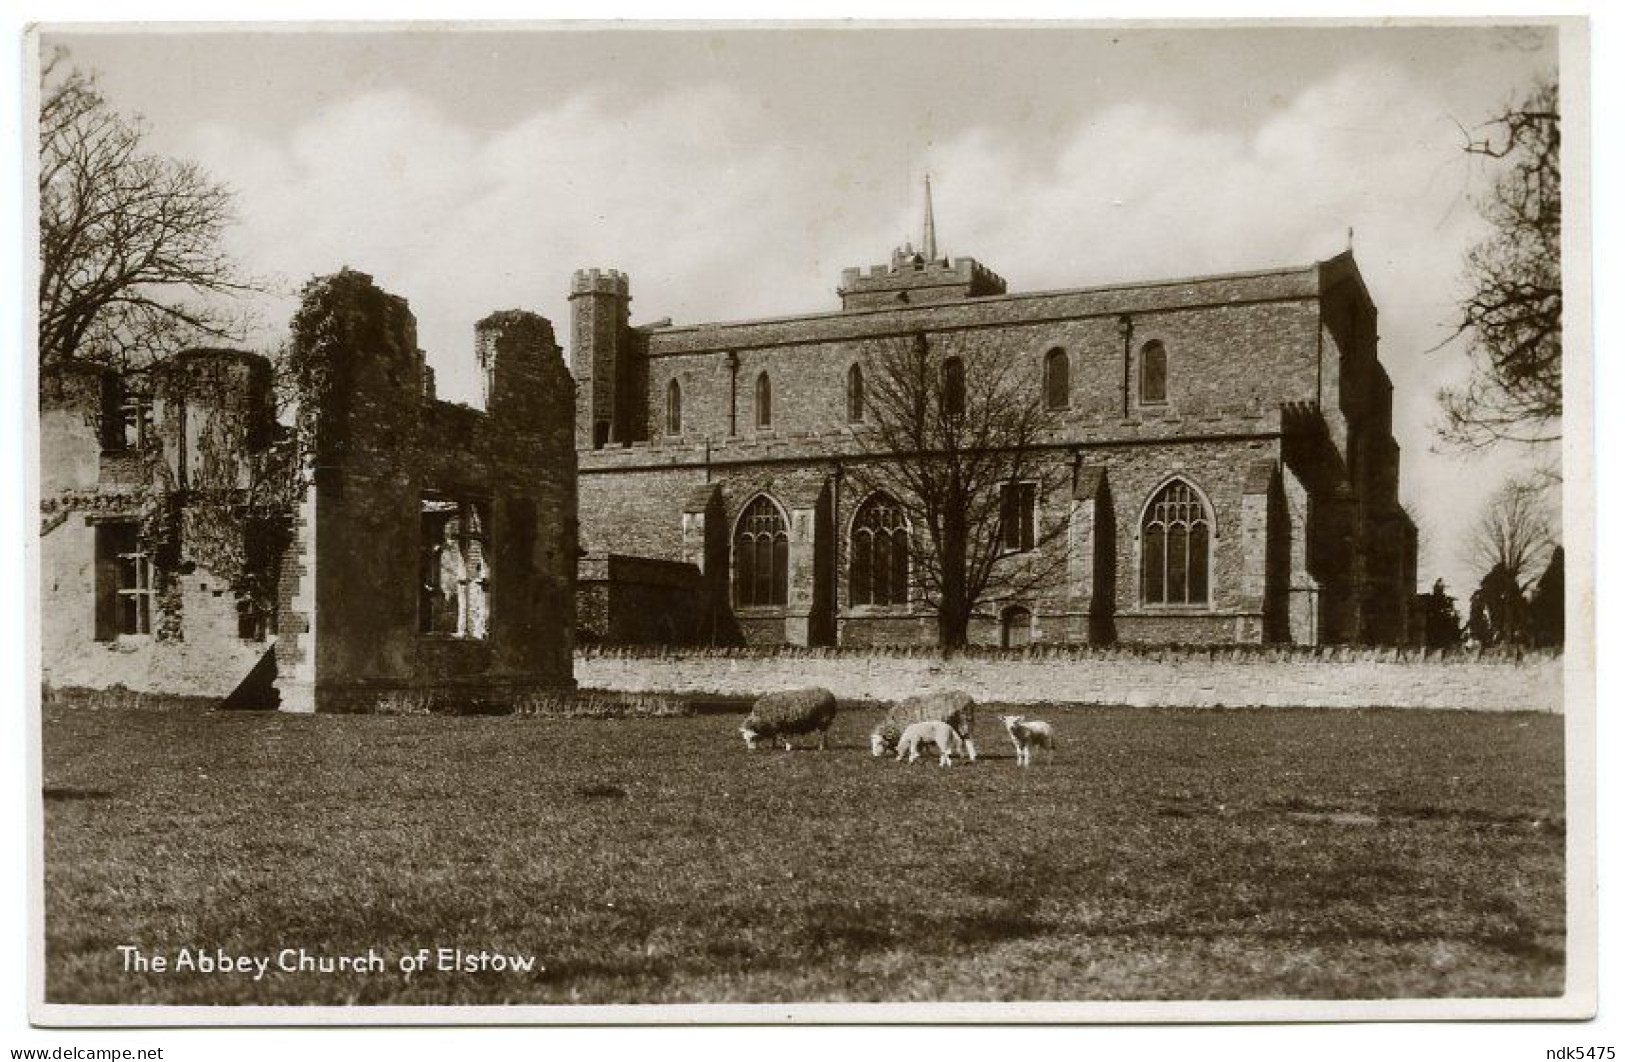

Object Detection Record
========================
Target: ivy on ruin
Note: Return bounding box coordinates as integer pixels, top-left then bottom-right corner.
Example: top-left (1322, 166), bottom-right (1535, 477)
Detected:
top-left (41, 268), bottom-right (380, 641)
top-left (146, 354), bottom-right (300, 640)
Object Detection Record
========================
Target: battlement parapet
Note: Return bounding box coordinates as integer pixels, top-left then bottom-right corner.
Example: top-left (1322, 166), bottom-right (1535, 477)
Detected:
top-left (570, 268), bottom-right (630, 298)
top-left (837, 255), bottom-right (1007, 309)
top-left (839, 255), bottom-right (1005, 291)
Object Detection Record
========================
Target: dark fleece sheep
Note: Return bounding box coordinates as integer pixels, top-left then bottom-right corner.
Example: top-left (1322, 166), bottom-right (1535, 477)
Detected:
top-left (870, 690), bottom-right (977, 761)
top-left (740, 687), bottom-right (839, 750)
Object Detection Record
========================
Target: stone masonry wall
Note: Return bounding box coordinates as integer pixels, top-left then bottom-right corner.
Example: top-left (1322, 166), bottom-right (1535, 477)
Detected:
top-left (575, 647), bottom-right (1564, 713)
top-left (573, 252), bottom-right (1412, 648)
top-left (577, 433), bottom-right (1291, 647)
top-left (643, 295), bottom-right (1323, 445)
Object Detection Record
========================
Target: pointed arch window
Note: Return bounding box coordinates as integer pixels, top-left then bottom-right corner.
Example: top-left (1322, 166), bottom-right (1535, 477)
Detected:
top-left (942, 356), bottom-right (966, 419)
top-left (735, 496), bottom-right (788, 607)
top-left (666, 378), bottom-right (683, 436)
top-left (1140, 341), bottom-right (1168, 405)
top-left (847, 363), bottom-right (865, 423)
top-left (755, 372), bottom-right (773, 429)
top-left (1044, 348), bottom-right (1070, 409)
top-left (850, 493), bottom-right (910, 606)
top-left (1141, 480), bottom-right (1210, 606)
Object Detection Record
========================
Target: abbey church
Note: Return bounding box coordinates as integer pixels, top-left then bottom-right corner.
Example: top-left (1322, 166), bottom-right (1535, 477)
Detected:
top-left (575, 183), bottom-right (1418, 648)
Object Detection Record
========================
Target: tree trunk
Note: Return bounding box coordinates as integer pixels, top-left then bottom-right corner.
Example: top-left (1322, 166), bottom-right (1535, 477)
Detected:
top-left (937, 505), bottom-right (970, 649)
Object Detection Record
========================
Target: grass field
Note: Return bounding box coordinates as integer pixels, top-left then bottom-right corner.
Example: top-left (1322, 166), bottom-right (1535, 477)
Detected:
top-left (42, 702), bottom-right (1565, 1005)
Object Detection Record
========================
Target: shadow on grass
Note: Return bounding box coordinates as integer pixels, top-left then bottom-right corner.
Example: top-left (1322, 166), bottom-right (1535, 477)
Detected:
top-left (43, 787), bottom-right (113, 802)
top-left (793, 902), bottom-right (1049, 958)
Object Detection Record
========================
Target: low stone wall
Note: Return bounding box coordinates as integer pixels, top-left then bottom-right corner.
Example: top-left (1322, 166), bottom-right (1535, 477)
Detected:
top-left (576, 646), bottom-right (1564, 713)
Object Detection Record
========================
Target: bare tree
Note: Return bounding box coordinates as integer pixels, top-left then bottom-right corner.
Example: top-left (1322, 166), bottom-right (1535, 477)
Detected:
top-left (1466, 473), bottom-right (1557, 592)
top-left (38, 48), bottom-right (257, 371)
top-left (1437, 75), bottom-right (1561, 450)
top-left (847, 331), bottom-right (1066, 649)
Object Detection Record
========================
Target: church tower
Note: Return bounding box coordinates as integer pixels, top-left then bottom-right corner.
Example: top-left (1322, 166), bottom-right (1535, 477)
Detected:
top-left (569, 268), bottom-right (631, 449)
top-left (836, 176), bottom-right (1007, 310)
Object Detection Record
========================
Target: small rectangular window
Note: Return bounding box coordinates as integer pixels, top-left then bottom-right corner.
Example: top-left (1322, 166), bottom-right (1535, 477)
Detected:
top-left (999, 482), bottom-right (1037, 552)
top-left (100, 375), bottom-right (153, 451)
top-left (95, 521), bottom-right (154, 639)
top-left (237, 596), bottom-right (268, 641)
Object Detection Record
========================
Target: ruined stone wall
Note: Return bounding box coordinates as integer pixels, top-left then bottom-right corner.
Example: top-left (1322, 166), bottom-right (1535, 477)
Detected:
top-left (39, 357), bottom-right (280, 699)
top-left (39, 366), bottom-right (104, 499)
top-left (278, 273), bottom-right (576, 711)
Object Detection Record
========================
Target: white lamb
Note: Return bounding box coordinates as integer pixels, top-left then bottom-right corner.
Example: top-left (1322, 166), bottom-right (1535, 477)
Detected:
top-left (1000, 714), bottom-right (1055, 767)
top-left (895, 720), bottom-right (968, 767)
top-left (870, 691), bottom-right (977, 762)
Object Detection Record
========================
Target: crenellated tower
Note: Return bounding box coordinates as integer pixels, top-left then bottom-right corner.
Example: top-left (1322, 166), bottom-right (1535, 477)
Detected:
top-left (569, 268), bottom-right (632, 449)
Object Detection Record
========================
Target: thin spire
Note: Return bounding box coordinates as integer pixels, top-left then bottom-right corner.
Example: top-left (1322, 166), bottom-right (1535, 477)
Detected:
top-left (922, 173), bottom-right (938, 261)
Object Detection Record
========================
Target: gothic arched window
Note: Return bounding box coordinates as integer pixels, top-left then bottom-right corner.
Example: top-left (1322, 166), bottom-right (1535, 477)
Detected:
top-left (666, 378), bottom-right (683, 436)
top-left (1141, 479), bottom-right (1210, 606)
top-left (847, 363), bottom-right (865, 423)
top-left (942, 356), bottom-right (966, 419)
top-left (850, 493), bottom-right (910, 606)
top-left (735, 496), bottom-right (789, 607)
top-left (1044, 348), bottom-right (1070, 409)
top-left (1140, 340), bottom-right (1168, 405)
top-left (755, 372), bottom-right (773, 429)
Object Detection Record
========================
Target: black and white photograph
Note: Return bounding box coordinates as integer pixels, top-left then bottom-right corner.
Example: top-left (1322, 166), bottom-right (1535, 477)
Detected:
top-left (14, 13), bottom-right (1599, 1034)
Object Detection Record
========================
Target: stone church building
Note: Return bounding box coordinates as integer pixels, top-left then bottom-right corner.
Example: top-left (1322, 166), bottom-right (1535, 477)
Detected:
top-left (576, 190), bottom-right (1417, 647)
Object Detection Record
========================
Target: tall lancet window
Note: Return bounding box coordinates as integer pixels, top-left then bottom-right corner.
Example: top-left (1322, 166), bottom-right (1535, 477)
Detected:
top-left (1044, 348), bottom-right (1070, 409)
top-left (755, 372), bottom-right (773, 429)
top-left (666, 378), bottom-right (683, 436)
top-left (942, 357), bottom-right (965, 420)
top-left (847, 364), bottom-right (865, 423)
top-left (1140, 341), bottom-right (1168, 405)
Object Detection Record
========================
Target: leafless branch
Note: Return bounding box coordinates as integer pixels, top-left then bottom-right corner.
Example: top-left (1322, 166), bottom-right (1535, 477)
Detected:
top-left (844, 331), bottom-right (1065, 647)
top-left (38, 46), bottom-right (261, 372)
top-left (1436, 75), bottom-right (1562, 454)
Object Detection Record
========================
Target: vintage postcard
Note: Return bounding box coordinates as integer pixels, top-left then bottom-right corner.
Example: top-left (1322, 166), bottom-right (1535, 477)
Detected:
top-left (23, 18), bottom-right (1593, 1026)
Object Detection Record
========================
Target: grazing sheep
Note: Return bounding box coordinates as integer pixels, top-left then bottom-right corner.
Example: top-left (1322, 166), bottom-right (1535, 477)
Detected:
top-left (999, 714), bottom-right (1055, 766)
top-left (870, 691), bottom-right (977, 762)
top-left (739, 687), bottom-right (839, 751)
top-left (896, 720), bottom-right (968, 767)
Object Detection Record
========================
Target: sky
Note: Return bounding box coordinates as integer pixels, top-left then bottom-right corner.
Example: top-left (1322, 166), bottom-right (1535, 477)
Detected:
top-left (42, 23), bottom-right (1567, 597)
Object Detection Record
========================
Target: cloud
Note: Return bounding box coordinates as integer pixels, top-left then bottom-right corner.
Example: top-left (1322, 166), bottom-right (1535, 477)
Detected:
top-left (187, 82), bottom-right (852, 397)
top-left (919, 59), bottom-right (1526, 591)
